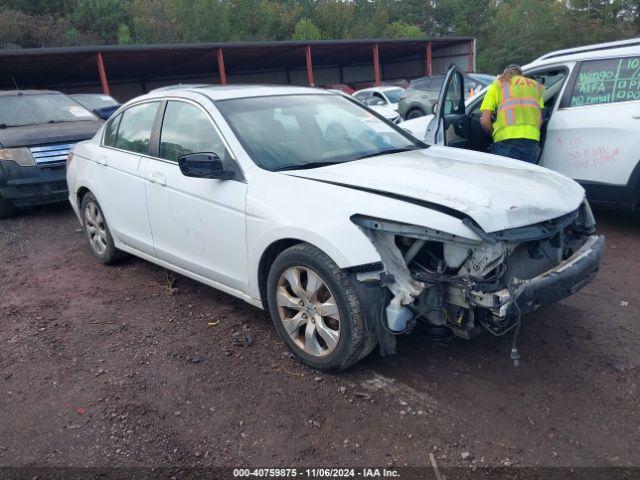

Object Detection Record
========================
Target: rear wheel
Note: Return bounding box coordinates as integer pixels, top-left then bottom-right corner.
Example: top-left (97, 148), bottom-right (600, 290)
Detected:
top-left (406, 108), bottom-right (426, 119)
top-left (0, 193), bottom-right (17, 218)
top-left (267, 244), bottom-right (373, 371)
top-left (81, 192), bottom-right (122, 264)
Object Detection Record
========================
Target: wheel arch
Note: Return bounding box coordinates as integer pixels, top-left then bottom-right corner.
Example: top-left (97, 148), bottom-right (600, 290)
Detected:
top-left (406, 105), bottom-right (426, 118)
top-left (257, 238), bottom-right (305, 309)
top-left (76, 186), bottom-right (91, 206)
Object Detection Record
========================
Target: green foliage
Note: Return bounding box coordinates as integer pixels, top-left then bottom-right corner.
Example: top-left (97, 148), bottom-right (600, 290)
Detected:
top-left (313, 0), bottom-right (355, 39)
top-left (384, 20), bottom-right (424, 39)
top-left (2, 0), bottom-right (640, 72)
top-left (71, 0), bottom-right (129, 44)
top-left (170, 0), bottom-right (232, 43)
top-left (292, 18), bottom-right (322, 40)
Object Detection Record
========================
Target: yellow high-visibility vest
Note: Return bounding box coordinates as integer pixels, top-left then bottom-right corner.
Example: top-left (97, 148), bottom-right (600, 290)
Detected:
top-left (481, 76), bottom-right (544, 142)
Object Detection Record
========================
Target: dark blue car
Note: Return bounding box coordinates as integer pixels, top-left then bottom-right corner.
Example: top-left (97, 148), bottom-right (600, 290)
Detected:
top-left (0, 90), bottom-right (103, 217)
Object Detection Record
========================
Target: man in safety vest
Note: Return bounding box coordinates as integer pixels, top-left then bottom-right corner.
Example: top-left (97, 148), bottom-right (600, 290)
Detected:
top-left (480, 64), bottom-right (544, 163)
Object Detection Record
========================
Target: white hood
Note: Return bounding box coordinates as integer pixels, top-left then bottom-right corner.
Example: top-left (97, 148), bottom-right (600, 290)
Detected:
top-left (287, 146), bottom-right (585, 233)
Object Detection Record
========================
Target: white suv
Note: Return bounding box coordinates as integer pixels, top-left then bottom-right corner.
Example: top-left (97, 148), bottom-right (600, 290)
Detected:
top-left (67, 85), bottom-right (603, 370)
top-left (404, 38), bottom-right (640, 211)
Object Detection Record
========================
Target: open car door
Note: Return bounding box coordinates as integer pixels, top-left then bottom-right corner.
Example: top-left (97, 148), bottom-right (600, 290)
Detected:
top-left (424, 65), bottom-right (492, 152)
top-left (425, 65), bottom-right (468, 147)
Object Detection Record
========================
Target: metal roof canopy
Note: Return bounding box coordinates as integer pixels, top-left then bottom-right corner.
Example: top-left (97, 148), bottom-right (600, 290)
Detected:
top-left (0, 37), bottom-right (475, 94)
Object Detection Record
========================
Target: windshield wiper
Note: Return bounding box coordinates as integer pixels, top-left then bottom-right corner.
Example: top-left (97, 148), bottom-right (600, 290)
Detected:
top-left (353, 147), bottom-right (419, 161)
top-left (274, 161), bottom-right (344, 172)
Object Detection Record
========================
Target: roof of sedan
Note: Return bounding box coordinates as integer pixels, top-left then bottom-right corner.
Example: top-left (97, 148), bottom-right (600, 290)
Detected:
top-left (145, 84), bottom-right (333, 101)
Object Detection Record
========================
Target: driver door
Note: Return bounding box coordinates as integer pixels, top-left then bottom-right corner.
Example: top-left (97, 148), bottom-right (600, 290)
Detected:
top-left (425, 65), bottom-right (469, 148)
top-left (143, 99), bottom-right (248, 291)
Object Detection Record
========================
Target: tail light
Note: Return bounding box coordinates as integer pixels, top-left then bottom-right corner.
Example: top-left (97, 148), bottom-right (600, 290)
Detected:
top-left (67, 151), bottom-right (74, 166)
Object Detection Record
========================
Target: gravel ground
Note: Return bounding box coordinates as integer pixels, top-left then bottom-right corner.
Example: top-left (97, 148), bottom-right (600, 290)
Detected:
top-left (0, 204), bottom-right (638, 469)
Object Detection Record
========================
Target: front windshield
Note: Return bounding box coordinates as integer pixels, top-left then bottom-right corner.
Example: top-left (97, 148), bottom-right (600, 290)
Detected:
top-left (71, 94), bottom-right (119, 111)
top-left (216, 94), bottom-right (422, 171)
top-left (384, 88), bottom-right (403, 103)
top-left (0, 93), bottom-right (97, 127)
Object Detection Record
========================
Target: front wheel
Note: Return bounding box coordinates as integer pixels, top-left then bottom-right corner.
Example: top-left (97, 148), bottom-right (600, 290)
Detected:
top-left (267, 244), bottom-right (374, 371)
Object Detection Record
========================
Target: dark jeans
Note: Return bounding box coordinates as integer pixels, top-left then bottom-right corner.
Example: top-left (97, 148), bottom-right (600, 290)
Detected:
top-left (492, 139), bottom-right (540, 164)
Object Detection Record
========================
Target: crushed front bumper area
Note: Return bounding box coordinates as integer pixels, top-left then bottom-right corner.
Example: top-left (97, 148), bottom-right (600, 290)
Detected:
top-left (469, 234), bottom-right (604, 318)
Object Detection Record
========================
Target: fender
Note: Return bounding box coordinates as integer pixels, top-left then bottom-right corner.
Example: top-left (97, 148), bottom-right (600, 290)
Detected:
top-left (247, 223), bottom-right (381, 300)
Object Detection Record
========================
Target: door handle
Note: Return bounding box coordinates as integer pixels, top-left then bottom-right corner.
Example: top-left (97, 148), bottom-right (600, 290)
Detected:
top-left (96, 156), bottom-right (107, 165)
top-left (632, 114), bottom-right (640, 119)
top-left (149, 171), bottom-right (166, 186)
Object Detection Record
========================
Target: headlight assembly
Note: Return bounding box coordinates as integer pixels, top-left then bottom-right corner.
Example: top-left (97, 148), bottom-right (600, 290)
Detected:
top-left (0, 148), bottom-right (35, 166)
top-left (350, 214), bottom-right (480, 246)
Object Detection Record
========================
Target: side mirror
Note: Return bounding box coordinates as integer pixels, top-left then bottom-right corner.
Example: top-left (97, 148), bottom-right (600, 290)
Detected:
top-left (431, 102), bottom-right (438, 114)
top-left (178, 153), bottom-right (234, 180)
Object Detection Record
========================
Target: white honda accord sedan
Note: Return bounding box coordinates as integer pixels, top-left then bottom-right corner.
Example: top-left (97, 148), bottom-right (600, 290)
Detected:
top-left (67, 85), bottom-right (604, 370)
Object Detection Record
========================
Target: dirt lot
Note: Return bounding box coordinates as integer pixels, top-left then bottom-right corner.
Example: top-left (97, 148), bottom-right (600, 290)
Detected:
top-left (0, 204), bottom-right (638, 469)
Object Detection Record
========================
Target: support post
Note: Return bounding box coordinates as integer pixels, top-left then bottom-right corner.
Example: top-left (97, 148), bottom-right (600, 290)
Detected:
top-left (305, 45), bottom-right (314, 86)
top-left (373, 43), bottom-right (381, 86)
top-left (217, 48), bottom-right (227, 85)
top-left (95, 52), bottom-right (110, 95)
top-left (467, 40), bottom-right (474, 73)
top-left (426, 42), bottom-right (433, 76)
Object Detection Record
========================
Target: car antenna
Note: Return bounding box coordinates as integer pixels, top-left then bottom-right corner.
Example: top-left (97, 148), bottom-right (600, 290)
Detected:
top-left (11, 77), bottom-right (23, 96)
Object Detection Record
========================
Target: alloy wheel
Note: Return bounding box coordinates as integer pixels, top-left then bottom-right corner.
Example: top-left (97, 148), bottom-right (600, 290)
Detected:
top-left (84, 201), bottom-right (108, 256)
top-left (276, 266), bottom-right (340, 356)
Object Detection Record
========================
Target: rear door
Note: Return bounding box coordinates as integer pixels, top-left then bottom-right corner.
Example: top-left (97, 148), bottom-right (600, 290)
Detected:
top-left (539, 56), bottom-right (640, 193)
top-left (143, 99), bottom-right (248, 291)
top-left (96, 101), bottom-right (160, 255)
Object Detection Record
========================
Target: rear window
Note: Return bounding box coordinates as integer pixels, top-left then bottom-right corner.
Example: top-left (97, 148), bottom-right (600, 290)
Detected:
top-left (103, 113), bottom-right (121, 147)
top-left (0, 93), bottom-right (97, 127)
top-left (568, 56), bottom-right (640, 107)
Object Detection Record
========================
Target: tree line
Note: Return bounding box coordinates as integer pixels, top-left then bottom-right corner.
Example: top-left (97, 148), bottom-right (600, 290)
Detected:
top-left (1, 0), bottom-right (639, 73)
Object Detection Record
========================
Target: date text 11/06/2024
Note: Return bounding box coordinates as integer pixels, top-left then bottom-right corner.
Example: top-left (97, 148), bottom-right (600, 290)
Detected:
top-left (233, 468), bottom-right (401, 478)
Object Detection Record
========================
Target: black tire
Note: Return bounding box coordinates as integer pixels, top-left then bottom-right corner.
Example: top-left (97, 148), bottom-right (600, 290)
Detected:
top-left (80, 192), bottom-right (123, 264)
top-left (267, 243), bottom-right (374, 371)
top-left (0, 193), bottom-right (17, 218)
top-left (406, 108), bottom-right (426, 119)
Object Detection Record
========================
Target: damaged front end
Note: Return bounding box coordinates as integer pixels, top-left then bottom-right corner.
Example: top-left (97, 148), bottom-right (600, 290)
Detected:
top-left (350, 201), bottom-right (605, 356)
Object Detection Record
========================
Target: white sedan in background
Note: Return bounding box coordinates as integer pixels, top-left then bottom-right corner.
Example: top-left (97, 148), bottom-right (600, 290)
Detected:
top-left (67, 85), bottom-right (603, 371)
top-left (353, 86), bottom-right (404, 113)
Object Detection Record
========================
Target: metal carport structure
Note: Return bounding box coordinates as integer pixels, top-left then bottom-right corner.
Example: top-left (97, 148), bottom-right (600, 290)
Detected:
top-left (0, 37), bottom-right (475, 101)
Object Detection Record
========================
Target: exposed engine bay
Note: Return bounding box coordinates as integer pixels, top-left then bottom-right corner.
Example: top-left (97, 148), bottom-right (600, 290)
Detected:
top-left (351, 201), bottom-right (604, 356)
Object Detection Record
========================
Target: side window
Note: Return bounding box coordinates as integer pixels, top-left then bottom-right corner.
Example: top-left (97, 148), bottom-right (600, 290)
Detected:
top-left (430, 77), bottom-right (445, 92)
top-left (114, 102), bottom-right (159, 154)
top-left (354, 91), bottom-right (371, 103)
top-left (372, 92), bottom-right (386, 105)
top-left (159, 101), bottom-right (228, 162)
top-left (568, 56), bottom-right (640, 107)
top-left (444, 73), bottom-right (463, 114)
top-left (409, 79), bottom-right (429, 91)
top-left (103, 113), bottom-right (121, 147)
